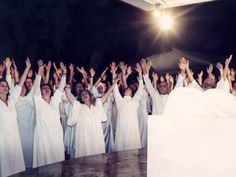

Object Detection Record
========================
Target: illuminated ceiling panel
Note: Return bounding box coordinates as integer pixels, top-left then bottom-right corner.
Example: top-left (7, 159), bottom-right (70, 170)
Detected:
top-left (121, 0), bottom-right (215, 11)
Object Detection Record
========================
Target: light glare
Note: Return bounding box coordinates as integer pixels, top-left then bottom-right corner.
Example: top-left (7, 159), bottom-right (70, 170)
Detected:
top-left (159, 14), bottom-right (174, 30)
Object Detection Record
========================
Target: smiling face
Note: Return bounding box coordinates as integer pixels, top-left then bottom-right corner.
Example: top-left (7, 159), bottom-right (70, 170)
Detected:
top-left (0, 80), bottom-right (9, 96)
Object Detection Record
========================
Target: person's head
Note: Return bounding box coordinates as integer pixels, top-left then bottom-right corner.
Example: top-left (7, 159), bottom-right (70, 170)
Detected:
top-left (157, 81), bottom-right (169, 95)
top-left (40, 83), bottom-right (54, 99)
top-left (129, 83), bottom-right (138, 93)
top-left (20, 85), bottom-right (27, 97)
top-left (78, 89), bottom-right (95, 105)
top-left (0, 79), bottom-right (10, 98)
top-left (75, 82), bottom-right (85, 96)
top-left (25, 77), bottom-right (33, 91)
top-left (97, 82), bottom-right (108, 95)
top-left (202, 75), bottom-right (216, 90)
top-left (123, 87), bottom-right (134, 97)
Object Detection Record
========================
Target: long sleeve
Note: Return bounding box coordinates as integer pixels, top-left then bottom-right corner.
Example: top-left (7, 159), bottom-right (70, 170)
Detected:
top-left (133, 79), bottom-right (144, 102)
top-left (67, 100), bottom-right (80, 126)
top-left (175, 74), bottom-right (185, 89)
top-left (113, 83), bottom-right (122, 102)
top-left (143, 74), bottom-right (159, 99)
top-left (33, 74), bottom-right (42, 97)
top-left (9, 85), bottom-right (22, 104)
top-left (58, 75), bottom-right (66, 92)
top-left (6, 74), bottom-right (14, 91)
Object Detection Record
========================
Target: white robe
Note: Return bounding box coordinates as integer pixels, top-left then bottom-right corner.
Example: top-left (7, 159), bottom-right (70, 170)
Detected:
top-left (67, 98), bottom-right (107, 158)
top-left (138, 89), bottom-right (148, 148)
top-left (0, 85), bottom-right (25, 177)
top-left (143, 74), bottom-right (169, 115)
top-left (16, 96), bottom-right (35, 168)
top-left (114, 80), bottom-right (143, 151)
top-left (33, 75), bottom-right (65, 167)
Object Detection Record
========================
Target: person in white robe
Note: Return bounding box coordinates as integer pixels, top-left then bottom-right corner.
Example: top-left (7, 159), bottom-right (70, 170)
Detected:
top-left (114, 64), bottom-right (143, 151)
top-left (33, 61), bottom-right (66, 168)
top-left (64, 77), bottom-right (117, 158)
top-left (0, 58), bottom-right (31, 177)
top-left (5, 62), bottom-right (37, 169)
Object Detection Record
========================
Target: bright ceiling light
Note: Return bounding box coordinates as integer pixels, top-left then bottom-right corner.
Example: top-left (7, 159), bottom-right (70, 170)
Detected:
top-left (159, 14), bottom-right (174, 30)
top-left (153, 9), bottom-right (161, 17)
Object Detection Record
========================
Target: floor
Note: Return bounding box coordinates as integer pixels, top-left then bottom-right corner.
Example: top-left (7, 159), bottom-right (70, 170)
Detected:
top-left (12, 148), bottom-right (147, 177)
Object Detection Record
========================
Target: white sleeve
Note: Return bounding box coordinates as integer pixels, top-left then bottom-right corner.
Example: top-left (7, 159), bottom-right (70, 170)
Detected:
top-left (96, 98), bottom-right (107, 122)
top-left (9, 85), bottom-right (22, 104)
top-left (6, 74), bottom-right (14, 91)
top-left (188, 80), bottom-right (203, 91)
top-left (143, 74), bottom-right (159, 99)
top-left (113, 83), bottom-right (122, 102)
top-left (50, 89), bottom-right (63, 109)
top-left (67, 100), bottom-right (80, 126)
top-left (58, 75), bottom-right (66, 92)
top-left (216, 78), bottom-right (230, 92)
top-left (33, 74), bottom-right (42, 97)
top-left (175, 74), bottom-right (185, 89)
top-left (133, 79), bottom-right (144, 102)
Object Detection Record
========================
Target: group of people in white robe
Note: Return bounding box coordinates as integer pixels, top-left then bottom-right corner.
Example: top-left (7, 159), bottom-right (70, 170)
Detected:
top-left (0, 54), bottom-right (236, 177)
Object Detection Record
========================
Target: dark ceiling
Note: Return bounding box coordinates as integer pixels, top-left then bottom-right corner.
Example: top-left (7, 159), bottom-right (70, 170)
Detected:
top-left (0, 0), bottom-right (235, 72)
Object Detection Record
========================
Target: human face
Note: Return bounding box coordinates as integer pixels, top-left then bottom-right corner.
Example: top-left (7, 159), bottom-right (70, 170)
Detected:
top-left (76, 83), bottom-right (84, 95)
top-left (80, 91), bottom-right (91, 103)
top-left (25, 78), bottom-right (33, 90)
top-left (124, 87), bottom-right (133, 97)
top-left (158, 81), bottom-right (169, 95)
top-left (203, 77), bottom-right (216, 90)
top-left (0, 81), bottom-right (9, 96)
top-left (20, 85), bottom-right (27, 97)
top-left (41, 85), bottom-right (52, 98)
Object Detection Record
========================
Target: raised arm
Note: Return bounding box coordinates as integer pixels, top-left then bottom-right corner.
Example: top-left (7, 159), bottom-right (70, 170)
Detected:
top-left (18, 58), bottom-right (31, 87)
top-left (185, 58), bottom-right (195, 83)
top-left (5, 57), bottom-right (13, 89)
top-left (64, 84), bottom-right (75, 105)
top-left (101, 76), bottom-right (120, 104)
top-left (223, 54), bottom-right (232, 81)
top-left (133, 63), bottom-right (144, 101)
top-left (44, 60), bottom-right (52, 84)
top-left (119, 61), bottom-right (128, 89)
top-left (12, 60), bottom-right (19, 84)
top-left (58, 62), bottom-right (67, 92)
top-left (68, 63), bottom-right (75, 85)
top-left (94, 67), bottom-right (108, 87)
top-left (34, 60), bottom-right (44, 97)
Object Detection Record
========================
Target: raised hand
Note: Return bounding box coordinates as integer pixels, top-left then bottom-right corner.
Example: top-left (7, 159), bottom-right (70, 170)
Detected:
top-left (25, 57), bottom-right (31, 70)
top-left (0, 63), bottom-right (6, 76)
top-left (89, 68), bottom-right (96, 78)
top-left (46, 61), bottom-right (52, 71)
top-left (206, 64), bottom-right (213, 75)
top-left (230, 68), bottom-right (235, 81)
top-left (140, 58), bottom-right (147, 71)
top-left (146, 60), bottom-right (152, 73)
top-left (69, 63), bottom-right (74, 73)
top-left (4, 57), bottom-right (12, 69)
top-left (152, 71), bottom-right (158, 82)
top-left (38, 60), bottom-right (45, 76)
top-left (60, 62), bottom-right (67, 75)
top-left (216, 62), bottom-right (223, 76)
top-left (179, 57), bottom-right (187, 74)
top-left (165, 73), bottom-right (170, 81)
top-left (160, 75), bottom-right (164, 82)
top-left (119, 61), bottom-right (127, 74)
top-left (126, 66), bottom-right (133, 76)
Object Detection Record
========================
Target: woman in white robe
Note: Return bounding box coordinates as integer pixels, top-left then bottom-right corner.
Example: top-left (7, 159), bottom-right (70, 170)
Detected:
top-left (6, 72), bottom-right (37, 168)
top-left (64, 79), bottom-right (117, 158)
top-left (33, 61), bottom-right (66, 167)
top-left (0, 58), bottom-right (31, 177)
top-left (114, 65), bottom-right (143, 151)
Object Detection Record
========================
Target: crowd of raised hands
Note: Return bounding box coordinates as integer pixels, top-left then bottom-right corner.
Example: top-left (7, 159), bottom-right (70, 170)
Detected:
top-left (1, 54), bottom-right (236, 177)
top-left (0, 55), bottom-right (236, 99)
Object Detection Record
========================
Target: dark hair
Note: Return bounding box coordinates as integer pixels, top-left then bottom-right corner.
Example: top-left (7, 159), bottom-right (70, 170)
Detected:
top-left (77, 89), bottom-right (96, 106)
top-left (0, 79), bottom-right (10, 100)
top-left (40, 83), bottom-right (54, 97)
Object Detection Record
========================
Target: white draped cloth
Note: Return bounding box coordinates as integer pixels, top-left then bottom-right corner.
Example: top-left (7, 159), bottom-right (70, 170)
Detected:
top-left (67, 98), bottom-right (107, 158)
top-left (114, 80), bottom-right (143, 151)
top-left (0, 85), bottom-right (25, 177)
top-left (164, 87), bottom-right (236, 117)
top-left (33, 75), bottom-right (65, 168)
